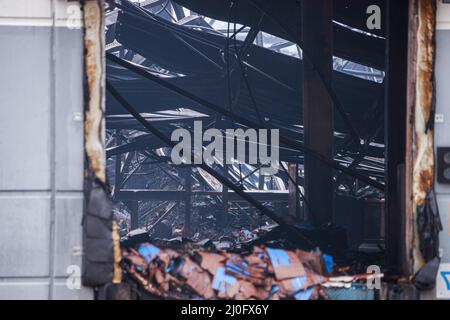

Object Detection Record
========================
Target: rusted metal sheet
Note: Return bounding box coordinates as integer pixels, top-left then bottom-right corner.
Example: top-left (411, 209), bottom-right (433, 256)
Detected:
top-left (408, 0), bottom-right (438, 273)
top-left (84, 0), bottom-right (106, 183)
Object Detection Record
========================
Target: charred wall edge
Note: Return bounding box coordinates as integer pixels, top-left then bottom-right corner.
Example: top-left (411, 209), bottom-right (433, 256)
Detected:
top-left (407, 0), bottom-right (443, 291)
top-left (82, 0), bottom-right (121, 289)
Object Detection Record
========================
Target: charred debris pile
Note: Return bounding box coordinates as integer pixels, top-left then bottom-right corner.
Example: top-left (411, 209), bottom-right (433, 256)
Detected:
top-left (119, 235), bottom-right (381, 300)
top-left (117, 218), bottom-right (383, 300)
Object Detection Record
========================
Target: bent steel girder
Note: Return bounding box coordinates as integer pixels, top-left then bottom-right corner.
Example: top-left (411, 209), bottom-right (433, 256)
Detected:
top-left (106, 53), bottom-right (385, 190)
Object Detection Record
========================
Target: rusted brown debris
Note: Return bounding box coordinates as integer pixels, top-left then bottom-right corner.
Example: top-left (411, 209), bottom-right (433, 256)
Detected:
top-left (120, 243), bottom-right (379, 300)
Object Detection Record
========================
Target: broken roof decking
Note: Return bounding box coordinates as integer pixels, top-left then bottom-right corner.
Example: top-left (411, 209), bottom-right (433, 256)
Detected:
top-left (170, 0), bottom-right (387, 38)
top-left (172, 0), bottom-right (386, 69)
top-left (105, 0), bottom-right (386, 184)
top-left (107, 3), bottom-right (384, 142)
top-left (106, 129), bottom-right (385, 180)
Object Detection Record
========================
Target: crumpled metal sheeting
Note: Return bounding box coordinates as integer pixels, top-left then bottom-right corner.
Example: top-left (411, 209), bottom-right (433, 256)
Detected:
top-left (120, 243), bottom-right (372, 300)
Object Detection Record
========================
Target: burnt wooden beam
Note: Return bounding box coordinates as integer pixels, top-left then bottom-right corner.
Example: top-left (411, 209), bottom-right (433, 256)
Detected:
top-left (113, 149), bottom-right (122, 198)
top-left (301, 0), bottom-right (335, 226)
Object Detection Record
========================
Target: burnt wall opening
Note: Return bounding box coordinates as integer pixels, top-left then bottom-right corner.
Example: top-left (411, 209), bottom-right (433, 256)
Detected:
top-left (101, 0), bottom-right (410, 300)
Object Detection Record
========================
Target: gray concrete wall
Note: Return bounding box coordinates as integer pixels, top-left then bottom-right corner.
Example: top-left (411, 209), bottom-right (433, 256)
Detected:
top-left (435, 29), bottom-right (450, 261)
top-left (417, 0), bottom-right (450, 302)
top-left (433, 28), bottom-right (450, 300)
top-left (0, 23), bottom-right (92, 299)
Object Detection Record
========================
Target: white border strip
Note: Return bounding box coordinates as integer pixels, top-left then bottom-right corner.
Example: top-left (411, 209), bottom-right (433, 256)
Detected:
top-left (437, 0), bottom-right (450, 30)
top-left (0, 17), bottom-right (82, 28)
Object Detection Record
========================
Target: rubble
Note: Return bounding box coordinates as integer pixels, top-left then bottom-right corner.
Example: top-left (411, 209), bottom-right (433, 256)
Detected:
top-left (120, 242), bottom-right (379, 300)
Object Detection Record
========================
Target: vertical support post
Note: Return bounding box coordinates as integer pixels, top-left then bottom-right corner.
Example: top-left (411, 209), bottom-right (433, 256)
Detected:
top-left (301, 0), bottom-right (334, 226)
top-left (114, 153), bottom-right (121, 199)
top-left (126, 201), bottom-right (139, 231)
top-left (221, 163), bottom-right (229, 227)
top-left (113, 131), bottom-right (122, 200)
top-left (255, 31), bottom-right (263, 46)
top-left (385, 0), bottom-right (409, 275)
top-left (172, 2), bottom-right (185, 20)
top-left (184, 166), bottom-right (192, 236)
top-left (258, 169), bottom-right (264, 190)
top-left (288, 163), bottom-right (300, 220)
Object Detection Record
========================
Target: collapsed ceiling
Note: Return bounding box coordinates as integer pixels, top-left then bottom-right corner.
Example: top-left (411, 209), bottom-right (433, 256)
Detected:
top-left (105, 0), bottom-right (386, 188)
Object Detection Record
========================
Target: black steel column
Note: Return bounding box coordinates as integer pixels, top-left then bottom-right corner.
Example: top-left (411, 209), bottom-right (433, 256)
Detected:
top-left (221, 163), bottom-right (229, 227)
top-left (288, 163), bottom-right (300, 220)
top-left (126, 201), bottom-right (139, 231)
top-left (301, 0), bottom-right (334, 226)
top-left (113, 130), bottom-right (122, 199)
